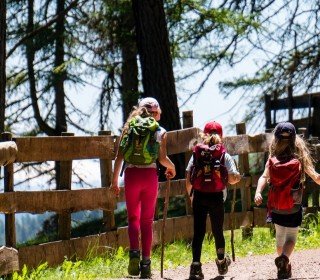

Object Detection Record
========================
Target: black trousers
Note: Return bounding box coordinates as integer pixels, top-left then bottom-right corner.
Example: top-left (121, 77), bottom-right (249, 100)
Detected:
top-left (192, 190), bottom-right (225, 262)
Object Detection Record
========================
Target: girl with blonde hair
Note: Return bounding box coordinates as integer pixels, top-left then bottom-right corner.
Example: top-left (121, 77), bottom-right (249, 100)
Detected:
top-left (254, 122), bottom-right (320, 279)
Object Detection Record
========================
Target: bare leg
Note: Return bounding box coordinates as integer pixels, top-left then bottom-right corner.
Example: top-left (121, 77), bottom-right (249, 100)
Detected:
top-left (275, 224), bottom-right (298, 257)
top-left (282, 240), bottom-right (295, 257)
top-left (276, 246), bottom-right (282, 256)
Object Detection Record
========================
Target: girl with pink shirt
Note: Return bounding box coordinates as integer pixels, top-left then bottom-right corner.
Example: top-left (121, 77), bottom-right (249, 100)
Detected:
top-left (112, 97), bottom-right (176, 279)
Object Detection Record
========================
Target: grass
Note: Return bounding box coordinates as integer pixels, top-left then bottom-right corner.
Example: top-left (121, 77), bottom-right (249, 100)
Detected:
top-left (8, 213), bottom-right (320, 280)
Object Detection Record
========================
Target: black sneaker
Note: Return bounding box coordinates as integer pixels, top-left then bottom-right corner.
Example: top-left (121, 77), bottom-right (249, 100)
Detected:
top-left (188, 262), bottom-right (204, 280)
top-left (275, 255), bottom-right (291, 279)
top-left (287, 263), bottom-right (292, 278)
top-left (215, 255), bottom-right (231, 275)
top-left (128, 250), bottom-right (140, 276)
top-left (140, 259), bottom-right (151, 279)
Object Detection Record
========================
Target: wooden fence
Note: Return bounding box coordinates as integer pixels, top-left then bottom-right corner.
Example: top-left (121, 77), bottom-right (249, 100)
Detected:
top-left (0, 113), bottom-right (319, 274)
top-left (265, 92), bottom-right (320, 137)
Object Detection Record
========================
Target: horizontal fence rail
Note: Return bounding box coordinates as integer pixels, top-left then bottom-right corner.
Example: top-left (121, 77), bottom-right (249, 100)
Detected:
top-left (0, 188), bottom-right (115, 214)
top-left (14, 135), bottom-right (116, 162)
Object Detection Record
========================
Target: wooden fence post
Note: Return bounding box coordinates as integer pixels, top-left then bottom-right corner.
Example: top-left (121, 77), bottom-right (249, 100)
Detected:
top-left (57, 132), bottom-right (74, 240)
top-left (236, 123), bottom-right (253, 239)
top-left (236, 123), bottom-right (251, 211)
top-left (1, 132), bottom-right (16, 247)
top-left (264, 94), bottom-right (272, 129)
top-left (99, 131), bottom-right (115, 231)
top-left (312, 96), bottom-right (320, 138)
top-left (182, 111), bottom-right (193, 216)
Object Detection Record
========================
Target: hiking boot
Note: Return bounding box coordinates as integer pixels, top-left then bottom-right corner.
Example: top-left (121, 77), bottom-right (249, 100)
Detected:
top-left (188, 262), bottom-right (204, 280)
top-left (140, 259), bottom-right (151, 279)
top-left (128, 250), bottom-right (140, 276)
top-left (275, 255), bottom-right (291, 279)
top-left (287, 263), bottom-right (292, 278)
top-left (215, 255), bottom-right (231, 275)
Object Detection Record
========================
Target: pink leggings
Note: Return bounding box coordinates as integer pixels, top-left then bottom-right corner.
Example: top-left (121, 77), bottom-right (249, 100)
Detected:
top-left (124, 167), bottom-right (158, 258)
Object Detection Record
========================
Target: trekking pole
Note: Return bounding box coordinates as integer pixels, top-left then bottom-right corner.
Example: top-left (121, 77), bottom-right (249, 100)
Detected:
top-left (230, 159), bottom-right (240, 262)
top-left (160, 179), bottom-right (171, 278)
top-left (230, 182), bottom-right (236, 262)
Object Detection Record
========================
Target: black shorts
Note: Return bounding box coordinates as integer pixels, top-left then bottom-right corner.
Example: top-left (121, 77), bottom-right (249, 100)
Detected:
top-left (271, 207), bottom-right (303, 227)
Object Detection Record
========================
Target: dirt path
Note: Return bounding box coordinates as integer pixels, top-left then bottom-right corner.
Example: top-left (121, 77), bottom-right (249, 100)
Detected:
top-left (156, 249), bottom-right (320, 280)
top-left (113, 249), bottom-right (320, 280)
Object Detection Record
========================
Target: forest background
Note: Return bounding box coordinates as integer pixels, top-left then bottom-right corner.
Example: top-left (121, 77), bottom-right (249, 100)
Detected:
top-left (0, 0), bottom-right (320, 245)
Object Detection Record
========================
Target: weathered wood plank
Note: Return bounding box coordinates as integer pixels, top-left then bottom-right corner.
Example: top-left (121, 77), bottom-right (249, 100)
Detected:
top-left (0, 246), bottom-right (19, 276)
top-left (223, 133), bottom-right (272, 155)
top-left (18, 232), bottom-right (116, 268)
top-left (99, 131), bottom-right (115, 231)
top-left (167, 128), bottom-right (271, 156)
top-left (223, 211), bottom-right (253, 231)
top-left (57, 132), bottom-right (74, 240)
top-left (174, 215), bottom-right (193, 241)
top-left (17, 212), bottom-right (262, 270)
top-left (270, 92), bottom-right (320, 110)
top-left (14, 136), bottom-right (116, 162)
top-left (158, 180), bottom-right (186, 198)
top-left (224, 134), bottom-right (250, 155)
top-left (182, 112), bottom-right (194, 216)
top-left (117, 227), bottom-right (130, 250)
top-left (2, 133), bottom-right (16, 248)
top-left (17, 219), bottom-right (172, 269)
top-left (152, 220), bottom-right (162, 246)
top-left (248, 133), bottom-right (272, 154)
top-left (0, 177), bottom-right (254, 214)
top-left (166, 127), bottom-right (200, 155)
top-left (0, 141), bottom-right (17, 166)
top-left (253, 207), bottom-right (268, 227)
top-left (0, 188), bottom-right (116, 214)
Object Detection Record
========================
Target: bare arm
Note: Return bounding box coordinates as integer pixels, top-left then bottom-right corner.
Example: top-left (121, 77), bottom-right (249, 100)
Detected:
top-left (111, 144), bottom-right (124, 196)
top-left (305, 166), bottom-right (320, 185)
top-left (185, 171), bottom-right (193, 196)
top-left (228, 173), bottom-right (241, 185)
top-left (226, 156), bottom-right (241, 185)
top-left (158, 133), bottom-right (176, 179)
top-left (254, 164), bottom-right (269, 206)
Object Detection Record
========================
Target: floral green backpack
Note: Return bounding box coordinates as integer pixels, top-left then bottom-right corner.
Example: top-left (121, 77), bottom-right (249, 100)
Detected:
top-left (120, 115), bottom-right (160, 165)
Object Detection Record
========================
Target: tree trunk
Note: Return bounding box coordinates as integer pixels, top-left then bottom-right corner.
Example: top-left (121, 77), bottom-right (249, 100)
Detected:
top-left (132, 0), bottom-right (184, 179)
top-left (26, 0), bottom-right (55, 136)
top-left (120, 10), bottom-right (139, 123)
top-left (54, 0), bottom-right (67, 134)
top-left (0, 0), bottom-right (6, 132)
top-left (54, 0), bottom-right (67, 188)
top-left (131, 0), bottom-right (180, 131)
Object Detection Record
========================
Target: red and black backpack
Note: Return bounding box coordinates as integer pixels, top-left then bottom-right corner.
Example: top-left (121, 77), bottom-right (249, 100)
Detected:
top-left (190, 143), bottom-right (228, 193)
top-left (267, 156), bottom-right (303, 214)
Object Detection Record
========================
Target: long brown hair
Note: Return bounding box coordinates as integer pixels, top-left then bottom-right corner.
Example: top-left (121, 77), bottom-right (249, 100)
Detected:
top-left (269, 134), bottom-right (314, 181)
